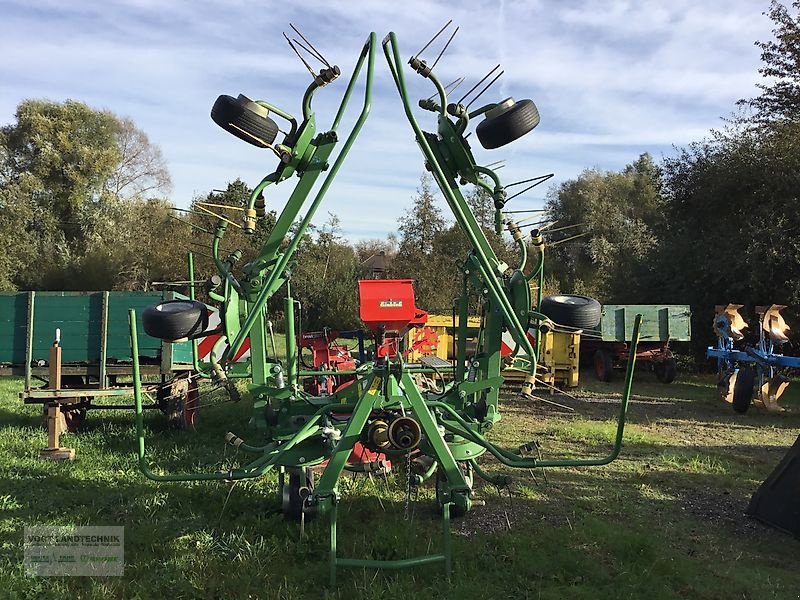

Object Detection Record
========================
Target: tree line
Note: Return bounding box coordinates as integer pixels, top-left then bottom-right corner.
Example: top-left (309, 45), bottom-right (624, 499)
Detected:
top-left (2, 1), bottom-right (799, 358)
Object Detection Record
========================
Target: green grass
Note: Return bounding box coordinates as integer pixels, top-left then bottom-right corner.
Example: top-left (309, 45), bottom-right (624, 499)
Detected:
top-left (1, 371), bottom-right (800, 599)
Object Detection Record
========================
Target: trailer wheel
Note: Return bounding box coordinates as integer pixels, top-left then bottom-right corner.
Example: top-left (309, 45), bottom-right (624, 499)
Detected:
top-left (732, 367), bottom-right (755, 414)
top-left (654, 359), bottom-right (677, 384)
top-left (63, 407), bottom-right (87, 432)
top-left (160, 376), bottom-right (199, 429)
top-left (539, 295), bottom-right (602, 329)
top-left (280, 468), bottom-right (317, 522)
top-left (476, 98), bottom-right (540, 149)
top-left (142, 300), bottom-right (209, 342)
top-left (211, 94), bottom-right (279, 148)
top-left (593, 349), bottom-right (614, 382)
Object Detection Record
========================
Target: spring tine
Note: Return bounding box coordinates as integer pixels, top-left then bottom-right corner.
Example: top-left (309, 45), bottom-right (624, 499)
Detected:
top-left (506, 174), bottom-right (555, 202)
top-left (457, 64), bottom-right (501, 105)
top-left (197, 202), bottom-right (245, 212)
top-left (503, 209), bottom-right (548, 215)
top-left (195, 204), bottom-right (243, 229)
top-left (414, 19), bottom-right (453, 59)
top-left (506, 174), bottom-right (554, 188)
top-left (544, 222), bottom-right (584, 234)
top-left (529, 394), bottom-right (575, 412)
top-left (283, 32), bottom-right (317, 78)
top-left (289, 23), bottom-right (330, 67)
top-left (169, 214), bottom-right (213, 235)
top-left (549, 231), bottom-right (589, 246)
top-left (430, 25), bottom-right (459, 70)
top-left (465, 69), bottom-right (504, 110)
top-left (428, 76), bottom-right (465, 101)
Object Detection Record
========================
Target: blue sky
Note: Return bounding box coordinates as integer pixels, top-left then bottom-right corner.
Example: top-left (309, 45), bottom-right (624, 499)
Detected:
top-left (0, 0), bottom-right (774, 241)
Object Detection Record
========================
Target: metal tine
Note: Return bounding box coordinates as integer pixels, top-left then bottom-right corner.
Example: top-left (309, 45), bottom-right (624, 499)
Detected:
top-left (529, 394), bottom-right (575, 412)
top-left (516, 215), bottom-right (549, 226)
top-left (549, 231), bottom-right (589, 246)
top-left (151, 280), bottom-right (206, 287)
top-left (506, 174), bottom-right (555, 203)
top-left (169, 214), bottom-right (213, 235)
top-left (503, 208), bottom-right (548, 215)
top-left (534, 377), bottom-right (582, 402)
top-left (283, 32), bottom-right (317, 79)
top-left (506, 174), bottom-right (554, 189)
top-left (197, 201), bottom-right (245, 212)
top-left (457, 64), bottom-right (501, 106)
top-left (289, 23), bottom-right (331, 67)
top-left (465, 68), bottom-right (504, 110)
top-left (427, 76), bottom-right (465, 101)
top-left (414, 19), bottom-right (453, 59)
top-left (195, 204), bottom-right (243, 229)
top-left (539, 220), bottom-right (559, 231)
top-left (485, 160), bottom-right (505, 169)
top-left (544, 222), bottom-right (584, 235)
top-left (430, 26), bottom-right (459, 70)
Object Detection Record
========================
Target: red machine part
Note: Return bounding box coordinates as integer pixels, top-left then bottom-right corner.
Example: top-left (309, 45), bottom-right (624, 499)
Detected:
top-left (404, 326), bottom-right (439, 358)
top-left (358, 279), bottom-right (428, 358)
top-left (298, 330), bottom-right (356, 395)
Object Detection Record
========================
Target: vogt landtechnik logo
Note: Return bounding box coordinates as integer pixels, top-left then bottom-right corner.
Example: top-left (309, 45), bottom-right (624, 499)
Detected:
top-left (24, 526), bottom-right (124, 576)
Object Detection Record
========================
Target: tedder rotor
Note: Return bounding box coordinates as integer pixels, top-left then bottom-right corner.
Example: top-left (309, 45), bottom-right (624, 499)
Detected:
top-left (129, 26), bottom-right (642, 584)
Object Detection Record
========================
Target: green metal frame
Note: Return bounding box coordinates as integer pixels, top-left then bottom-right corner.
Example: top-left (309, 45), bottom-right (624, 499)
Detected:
top-left (129, 29), bottom-right (643, 585)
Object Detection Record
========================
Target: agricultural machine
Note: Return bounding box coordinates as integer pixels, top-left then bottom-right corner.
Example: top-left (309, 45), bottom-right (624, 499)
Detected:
top-left (130, 26), bottom-right (642, 583)
top-left (708, 303), bottom-right (796, 413)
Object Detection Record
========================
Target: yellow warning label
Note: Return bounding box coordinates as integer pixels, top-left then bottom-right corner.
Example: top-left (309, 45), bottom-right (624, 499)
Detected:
top-left (366, 377), bottom-right (381, 396)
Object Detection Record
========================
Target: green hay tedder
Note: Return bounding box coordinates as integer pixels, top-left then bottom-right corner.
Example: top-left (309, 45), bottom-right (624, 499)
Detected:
top-left (130, 26), bottom-right (642, 583)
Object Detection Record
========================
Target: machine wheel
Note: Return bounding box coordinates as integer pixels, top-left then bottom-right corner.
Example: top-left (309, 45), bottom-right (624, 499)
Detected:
top-left (63, 407), bottom-right (87, 432)
top-left (211, 94), bottom-right (279, 148)
top-left (732, 367), bottom-right (755, 414)
top-left (593, 349), bottom-right (614, 382)
top-left (435, 461), bottom-right (473, 518)
top-left (142, 300), bottom-right (209, 342)
top-left (476, 98), bottom-right (540, 149)
top-left (654, 358), bottom-right (677, 384)
top-left (280, 468), bottom-right (317, 522)
top-left (159, 376), bottom-right (199, 429)
top-left (539, 295), bottom-right (602, 329)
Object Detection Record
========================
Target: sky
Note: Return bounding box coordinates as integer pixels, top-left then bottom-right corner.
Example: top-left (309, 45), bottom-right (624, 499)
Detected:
top-left (0, 0), bottom-right (776, 241)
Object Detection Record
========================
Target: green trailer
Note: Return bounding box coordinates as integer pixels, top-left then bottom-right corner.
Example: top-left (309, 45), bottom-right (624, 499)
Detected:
top-left (584, 304), bottom-right (692, 382)
top-left (0, 291), bottom-right (199, 454)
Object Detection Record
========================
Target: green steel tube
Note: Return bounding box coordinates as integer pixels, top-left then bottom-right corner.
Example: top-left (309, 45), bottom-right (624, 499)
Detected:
top-left (246, 173), bottom-right (278, 212)
top-left (285, 286), bottom-right (297, 387)
top-left (469, 458), bottom-right (512, 486)
top-left (333, 36), bottom-right (375, 129)
top-left (432, 313), bottom-right (642, 469)
top-left (382, 34), bottom-right (537, 376)
top-left (130, 308), bottom-right (324, 482)
top-left (514, 236), bottom-right (527, 272)
top-left (222, 34), bottom-right (377, 364)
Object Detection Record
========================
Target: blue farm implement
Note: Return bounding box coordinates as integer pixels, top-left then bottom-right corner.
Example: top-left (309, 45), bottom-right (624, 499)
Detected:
top-left (707, 303), bottom-right (797, 413)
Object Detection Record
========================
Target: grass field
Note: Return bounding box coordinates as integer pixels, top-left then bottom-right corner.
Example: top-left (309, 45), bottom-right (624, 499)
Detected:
top-left (1, 368), bottom-right (799, 599)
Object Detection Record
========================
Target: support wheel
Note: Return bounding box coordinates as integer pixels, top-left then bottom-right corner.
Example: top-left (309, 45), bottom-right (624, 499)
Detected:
top-left (732, 367), bottom-right (755, 414)
top-left (159, 376), bottom-right (199, 429)
top-left (211, 94), bottom-right (279, 148)
top-left (142, 300), bottom-right (209, 342)
top-left (476, 98), bottom-right (540, 149)
top-left (593, 349), bottom-right (614, 382)
top-left (435, 461), bottom-right (473, 518)
top-left (540, 295), bottom-right (602, 329)
top-left (654, 358), bottom-right (677, 384)
top-left (280, 468), bottom-right (316, 522)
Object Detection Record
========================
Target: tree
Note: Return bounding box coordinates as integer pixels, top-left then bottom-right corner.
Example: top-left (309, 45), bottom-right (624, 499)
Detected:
top-left (544, 153), bottom-right (663, 301)
top-left (739, 1), bottom-right (800, 123)
top-left (105, 117), bottom-right (171, 200)
top-left (393, 174), bottom-right (448, 309)
top-left (0, 99), bottom-right (175, 290)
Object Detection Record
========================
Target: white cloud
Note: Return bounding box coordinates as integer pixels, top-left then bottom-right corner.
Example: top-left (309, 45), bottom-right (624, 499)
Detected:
top-left (0, 0), bottom-right (775, 241)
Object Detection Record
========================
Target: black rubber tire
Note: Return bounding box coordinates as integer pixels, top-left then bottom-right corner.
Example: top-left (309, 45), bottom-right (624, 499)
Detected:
top-left (142, 300), bottom-right (209, 342)
top-left (539, 295), bottom-right (602, 329)
top-left (593, 349), bottom-right (614, 382)
top-left (654, 359), bottom-right (677, 384)
top-left (211, 94), bottom-right (279, 148)
top-left (476, 98), bottom-right (540, 149)
top-left (280, 468), bottom-right (316, 522)
top-left (732, 367), bottom-right (755, 414)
